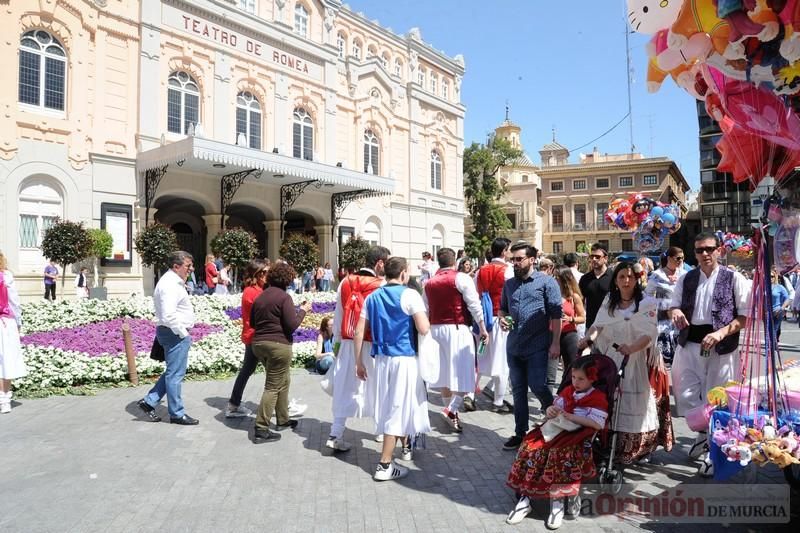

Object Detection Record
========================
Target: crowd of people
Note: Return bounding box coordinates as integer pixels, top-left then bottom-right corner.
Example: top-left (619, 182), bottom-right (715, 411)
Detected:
top-left (0, 230), bottom-right (773, 529)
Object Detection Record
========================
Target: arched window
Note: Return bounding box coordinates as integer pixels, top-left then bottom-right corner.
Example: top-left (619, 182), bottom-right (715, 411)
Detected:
top-left (337, 32), bottom-right (346, 58)
top-left (442, 79), bottom-right (449, 100)
top-left (352, 39), bottom-right (362, 60)
top-left (364, 219), bottom-right (380, 246)
top-left (430, 150), bottom-right (442, 190)
top-left (167, 71), bottom-right (199, 134)
top-left (236, 91), bottom-right (261, 149)
top-left (363, 129), bottom-right (380, 175)
top-left (367, 45), bottom-right (377, 59)
top-left (18, 30), bottom-right (67, 111)
top-left (394, 58), bottom-right (403, 78)
top-left (430, 73), bottom-right (438, 94)
top-left (431, 226), bottom-right (444, 255)
top-left (380, 52), bottom-right (390, 70)
top-left (294, 4), bottom-right (309, 37)
top-left (18, 180), bottom-right (64, 268)
top-left (237, 0), bottom-right (255, 13)
top-left (417, 68), bottom-right (425, 87)
top-left (293, 107), bottom-right (313, 160)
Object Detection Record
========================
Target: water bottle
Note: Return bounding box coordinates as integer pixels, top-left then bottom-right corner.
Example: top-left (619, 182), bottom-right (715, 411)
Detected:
top-left (477, 338), bottom-right (486, 356)
top-left (701, 346), bottom-right (711, 358)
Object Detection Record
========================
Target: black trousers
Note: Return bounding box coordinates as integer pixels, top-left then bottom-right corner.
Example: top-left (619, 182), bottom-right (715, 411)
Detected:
top-left (44, 283), bottom-right (56, 300)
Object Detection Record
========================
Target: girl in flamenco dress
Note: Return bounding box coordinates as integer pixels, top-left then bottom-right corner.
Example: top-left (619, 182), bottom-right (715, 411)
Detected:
top-left (505, 356), bottom-right (608, 530)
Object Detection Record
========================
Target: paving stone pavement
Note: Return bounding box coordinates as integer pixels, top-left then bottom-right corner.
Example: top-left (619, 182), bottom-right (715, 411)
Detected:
top-left (0, 370), bottom-right (797, 533)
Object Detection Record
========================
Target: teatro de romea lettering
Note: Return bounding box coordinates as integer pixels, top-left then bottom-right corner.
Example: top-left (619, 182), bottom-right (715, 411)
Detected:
top-left (0, 0), bottom-right (466, 299)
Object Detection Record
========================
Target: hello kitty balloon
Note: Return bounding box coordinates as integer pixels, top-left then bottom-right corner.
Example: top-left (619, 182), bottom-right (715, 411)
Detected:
top-left (627, 0), bottom-right (683, 35)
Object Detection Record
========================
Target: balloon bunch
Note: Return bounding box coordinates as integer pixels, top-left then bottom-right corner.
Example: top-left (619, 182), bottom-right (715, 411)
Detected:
top-left (716, 231), bottom-right (755, 258)
top-left (606, 194), bottom-right (682, 253)
top-left (629, 0), bottom-right (800, 186)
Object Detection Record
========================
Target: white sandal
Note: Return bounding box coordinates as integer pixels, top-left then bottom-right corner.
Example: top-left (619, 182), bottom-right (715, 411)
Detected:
top-left (506, 496), bottom-right (532, 524)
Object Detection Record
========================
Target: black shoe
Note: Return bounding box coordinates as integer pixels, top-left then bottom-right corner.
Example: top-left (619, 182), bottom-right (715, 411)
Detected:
top-left (274, 419), bottom-right (299, 431)
top-left (463, 396), bottom-right (477, 412)
top-left (491, 401), bottom-right (514, 414)
top-left (503, 435), bottom-right (523, 450)
top-left (254, 428), bottom-right (282, 443)
top-left (481, 385), bottom-right (495, 401)
top-left (138, 399), bottom-right (161, 422)
top-left (170, 414), bottom-right (199, 425)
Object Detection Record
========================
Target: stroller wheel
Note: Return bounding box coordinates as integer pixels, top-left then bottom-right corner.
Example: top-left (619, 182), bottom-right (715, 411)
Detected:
top-left (609, 469), bottom-right (624, 495)
top-left (598, 466), bottom-right (609, 492)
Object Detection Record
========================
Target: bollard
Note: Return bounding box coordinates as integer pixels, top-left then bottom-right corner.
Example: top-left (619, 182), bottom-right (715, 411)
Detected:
top-left (122, 321), bottom-right (139, 386)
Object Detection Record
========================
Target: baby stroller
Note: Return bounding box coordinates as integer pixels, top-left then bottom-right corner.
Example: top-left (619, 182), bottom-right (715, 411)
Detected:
top-left (556, 351), bottom-right (631, 494)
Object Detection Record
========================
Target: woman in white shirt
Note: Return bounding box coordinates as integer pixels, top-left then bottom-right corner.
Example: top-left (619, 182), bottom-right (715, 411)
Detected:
top-left (0, 252), bottom-right (27, 414)
top-left (215, 264), bottom-right (231, 295)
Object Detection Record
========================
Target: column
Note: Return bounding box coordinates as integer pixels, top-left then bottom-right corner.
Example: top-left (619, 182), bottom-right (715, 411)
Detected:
top-left (213, 50), bottom-right (232, 142)
top-left (314, 224), bottom-right (334, 265)
top-left (264, 220), bottom-right (283, 261)
top-left (202, 214), bottom-right (227, 254)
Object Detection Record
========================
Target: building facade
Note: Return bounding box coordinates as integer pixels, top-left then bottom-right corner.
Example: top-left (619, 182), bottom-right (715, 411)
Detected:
top-left (2, 0), bottom-right (467, 299)
top-left (493, 117), bottom-right (543, 250)
top-left (696, 101), bottom-right (751, 234)
top-left (538, 147), bottom-right (690, 255)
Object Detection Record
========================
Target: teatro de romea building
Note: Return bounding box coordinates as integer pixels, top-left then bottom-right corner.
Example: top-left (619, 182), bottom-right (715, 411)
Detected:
top-left (0, 0), bottom-right (466, 299)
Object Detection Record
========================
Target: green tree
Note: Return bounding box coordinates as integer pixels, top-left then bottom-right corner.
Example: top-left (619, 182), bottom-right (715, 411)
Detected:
top-left (134, 224), bottom-right (179, 272)
top-left (279, 233), bottom-right (320, 275)
top-left (463, 137), bottom-right (522, 260)
top-left (210, 228), bottom-right (258, 291)
top-left (87, 228), bottom-right (114, 288)
top-left (40, 219), bottom-right (92, 289)
top-left (338, 235), bottom-right (371, 272)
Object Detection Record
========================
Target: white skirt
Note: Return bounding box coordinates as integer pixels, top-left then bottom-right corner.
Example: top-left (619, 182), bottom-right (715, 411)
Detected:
top-left (429, 324), bottom-right (476, 393)
top-left (374, 355), bottom-right (431, 437)
top-left (331, 339), bottom-right (375, 419)
top-left (477, 317), bottom-right (508, 378)
top-left (214, 284), bottom-right (229, 296)
top-left (0, 317), bottom-right (27, 380)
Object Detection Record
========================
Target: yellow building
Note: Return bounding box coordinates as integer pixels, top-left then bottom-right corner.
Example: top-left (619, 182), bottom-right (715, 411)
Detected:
top-left (538, 146), bottom-right (690, 254)
top-left (1, 0), bottom-right (467, 299)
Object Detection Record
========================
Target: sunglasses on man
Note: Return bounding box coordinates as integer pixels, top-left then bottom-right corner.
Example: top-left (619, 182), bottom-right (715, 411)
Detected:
top-left (694, 246), bottom-right (717, 255)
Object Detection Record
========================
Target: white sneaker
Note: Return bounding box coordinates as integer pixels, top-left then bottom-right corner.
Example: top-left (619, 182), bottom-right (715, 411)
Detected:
top-left (373, 461), bottom-right (409, 481)
top-left (688, 434), bottom-right (708, 460)
top-left (506, 496), bottom-right (532, 525)
top-left (546, 498), bottom-right (565, 530)
top-left (566, 495), bottom-right (581, 517)
top-left (375, 434), bottom-right (384, 443)
top-left (288, 399), bottom-right (307, 418)
top-left (325, 437), bottom-right (352, 452)
top-left (224, 404), bottom-right (252, 418)
top-left (698, 453), bottom-right (714, 477)
top-left (400, 447), bottom-right (413, 461)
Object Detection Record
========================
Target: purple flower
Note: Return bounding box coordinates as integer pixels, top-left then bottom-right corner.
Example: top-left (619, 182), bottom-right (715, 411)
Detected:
top-left (293, 327), bottom-right (319, 343)
top-left (225, 307), bottom-right (243, 320)
top-left (20, 318), bottom-right (222, 357)
top-left (312, 302), bottom-right (336, 314)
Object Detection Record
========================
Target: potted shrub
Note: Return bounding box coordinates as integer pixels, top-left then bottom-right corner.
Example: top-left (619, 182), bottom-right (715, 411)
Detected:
top-left (40, 219), bottom-right (92, 292)
top-left (210, 227), bottom-right (258, 292)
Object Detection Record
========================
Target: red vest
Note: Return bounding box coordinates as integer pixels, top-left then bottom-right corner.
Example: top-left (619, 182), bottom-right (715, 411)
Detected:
top-left (340, 274), bottom-right (382, 342)
top-left (476, 262), bottom-right (507, 316)
top-left (425, 269), bottom-right (469, 326)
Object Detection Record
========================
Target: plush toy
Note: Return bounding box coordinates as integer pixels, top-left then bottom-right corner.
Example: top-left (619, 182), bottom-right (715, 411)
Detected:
top-left (762, 440), bottom-right (800, 467)
top-left (722, 439), bottom-right (754, 465)
top-left (750, 442), bottom-right (770, 465)
top-left (746, 427), bottom-right (764, 442)
top-left (778, 432), bottom-right (799, 453)
top-left (712, 417), bottom-right (747, 445)
top-left (707, 386), bottom-right (730, 406)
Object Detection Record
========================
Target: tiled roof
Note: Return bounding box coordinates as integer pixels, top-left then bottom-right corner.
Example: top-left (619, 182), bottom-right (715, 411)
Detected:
top-left (507, 152), bottom-right (536, 167)
top-left (541, 141), bottom-right (569, 152)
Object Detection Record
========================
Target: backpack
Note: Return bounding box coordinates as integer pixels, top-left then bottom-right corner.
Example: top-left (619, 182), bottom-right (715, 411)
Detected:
top-left (341, 275), bottom-right (382, 339)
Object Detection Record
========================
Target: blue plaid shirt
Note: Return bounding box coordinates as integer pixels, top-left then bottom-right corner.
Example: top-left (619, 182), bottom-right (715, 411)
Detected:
top-left (500, 271), bottom-right (562, 358)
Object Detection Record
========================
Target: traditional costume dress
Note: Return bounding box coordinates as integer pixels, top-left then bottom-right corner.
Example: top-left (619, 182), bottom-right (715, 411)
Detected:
top-left (475, 258), bottom-right (513, 407)
top-left (328, 269), bottom-right (383, 443)
top-left (0, 270), bottom-right (26, 413)
top-left (592, 295), bottom-right (674, 463)
top-left (425, 267), bottom-right (485, 423)
top-left (507, 384), bottom-right (608, 499)
top-left (363, 284), bottom-right (431, 439)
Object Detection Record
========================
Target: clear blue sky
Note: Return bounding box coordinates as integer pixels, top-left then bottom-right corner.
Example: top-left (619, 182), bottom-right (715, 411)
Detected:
top-left (345, 0), bottom-right (701, 189)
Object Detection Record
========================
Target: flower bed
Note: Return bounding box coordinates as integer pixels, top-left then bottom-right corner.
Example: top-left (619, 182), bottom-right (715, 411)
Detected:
top-left (14, 292), bottom-right (334, 395)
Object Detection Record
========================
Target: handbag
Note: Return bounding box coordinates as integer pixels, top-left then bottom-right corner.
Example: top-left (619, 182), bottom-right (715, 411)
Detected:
top-left (149, 336), bottom-right (165, 362)
top-left (417, 331), bottom-right (440, 383)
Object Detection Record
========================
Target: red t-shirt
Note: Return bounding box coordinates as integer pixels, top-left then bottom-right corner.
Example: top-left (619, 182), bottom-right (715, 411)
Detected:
top-left (561, 297), bottom-right (577, 334)
top-left (241, 285), bottom-right (263, 344)
top-left (205, 262), bottom-right (218, 289)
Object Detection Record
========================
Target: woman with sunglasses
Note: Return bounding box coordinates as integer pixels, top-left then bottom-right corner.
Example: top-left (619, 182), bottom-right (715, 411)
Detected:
top-left (644, 247), bottom-right (685, 367)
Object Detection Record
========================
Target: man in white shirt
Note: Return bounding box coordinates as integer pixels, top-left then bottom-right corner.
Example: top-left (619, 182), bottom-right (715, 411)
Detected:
top-left (425, 248), bottom-right (488, 432)
top-left (669, 233), bottom-right (749, 476)
top-left (138, 251), bottom-right (199, 425)
top-left (563, 252), bottom-right (583, 285)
